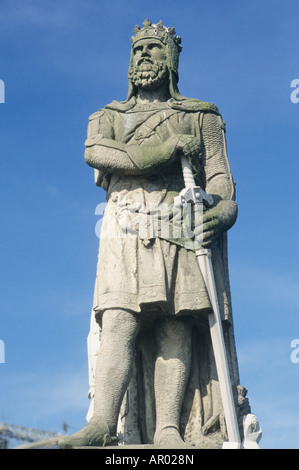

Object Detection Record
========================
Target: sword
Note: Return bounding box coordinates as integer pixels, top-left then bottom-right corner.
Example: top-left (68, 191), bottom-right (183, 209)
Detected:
top-left (175, 155), bottom-right (241, 449)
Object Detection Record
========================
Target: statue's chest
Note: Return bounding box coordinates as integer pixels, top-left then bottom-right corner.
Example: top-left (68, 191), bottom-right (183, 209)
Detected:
top-left (113, 109), bottom-right (196, 145)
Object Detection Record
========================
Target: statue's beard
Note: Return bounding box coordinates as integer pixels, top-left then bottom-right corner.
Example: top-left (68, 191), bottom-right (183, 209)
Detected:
top-left (129, 59), bottom-right (168, 90)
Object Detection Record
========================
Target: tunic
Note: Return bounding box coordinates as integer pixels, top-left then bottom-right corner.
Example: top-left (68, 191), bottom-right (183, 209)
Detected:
top-left (86, 97), bottom-right (236, 323)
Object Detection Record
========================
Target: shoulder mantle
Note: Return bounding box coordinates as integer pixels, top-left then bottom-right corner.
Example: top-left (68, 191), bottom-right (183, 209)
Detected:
top-left (104, 97), bottom-right (136, 112)
top-left (168, 97), bottom-right (221, 114)
top-left (91, 96), bottom-right (221, 115)
top-left (88, 109), bottom-right (105, 121)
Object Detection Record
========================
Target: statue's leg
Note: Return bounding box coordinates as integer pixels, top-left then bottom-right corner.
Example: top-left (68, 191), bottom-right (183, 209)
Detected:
top-left (58, 309), bottom-right (140, 448)
top-left (153, 317), bottom-right (192, 446)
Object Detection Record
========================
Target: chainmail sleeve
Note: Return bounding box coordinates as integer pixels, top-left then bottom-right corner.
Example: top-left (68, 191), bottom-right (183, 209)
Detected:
top-left (201, 112), bottom-right (236, 202)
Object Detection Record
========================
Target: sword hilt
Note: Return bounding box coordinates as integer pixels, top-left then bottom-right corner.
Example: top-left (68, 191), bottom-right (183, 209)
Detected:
top-left (181, 155), bottom-right (195, 188)
top-left (175, 155), bottom-right (214, 207)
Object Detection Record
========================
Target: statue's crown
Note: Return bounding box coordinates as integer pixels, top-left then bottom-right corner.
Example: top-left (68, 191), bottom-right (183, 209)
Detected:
top-left (131, 19), bottom-right (182, 52)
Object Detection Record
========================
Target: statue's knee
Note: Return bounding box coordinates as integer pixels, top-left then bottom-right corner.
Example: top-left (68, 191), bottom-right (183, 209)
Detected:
top-left (102, 309), bottom-right (140, 341)
top-left (155, 317), bottom-right (192, 354)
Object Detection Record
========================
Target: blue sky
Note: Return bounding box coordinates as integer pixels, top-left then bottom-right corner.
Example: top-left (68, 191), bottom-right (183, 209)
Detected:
top-left (1, 0), bottom-right (299, 449)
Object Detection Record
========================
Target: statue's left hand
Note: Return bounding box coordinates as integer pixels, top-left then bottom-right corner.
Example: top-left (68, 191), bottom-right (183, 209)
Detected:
top-left (202, 205), bottom-right (223, 247)
top-left (200, 199), bottom-right (237, 247)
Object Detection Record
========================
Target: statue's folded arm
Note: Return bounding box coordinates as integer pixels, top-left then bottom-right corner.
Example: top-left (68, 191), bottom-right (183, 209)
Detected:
top-left (84, 134), bottom-right (182, 176)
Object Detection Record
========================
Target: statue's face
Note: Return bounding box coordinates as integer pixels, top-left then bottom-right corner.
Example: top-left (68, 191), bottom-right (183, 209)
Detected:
top-left (132, 38), bottom-right (167, 67)
top-left (129, 38), bottom-right (168, 90)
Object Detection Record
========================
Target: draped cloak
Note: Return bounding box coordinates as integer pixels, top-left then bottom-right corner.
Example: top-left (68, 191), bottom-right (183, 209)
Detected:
top-left (86, 96), bottom-right (251, 448)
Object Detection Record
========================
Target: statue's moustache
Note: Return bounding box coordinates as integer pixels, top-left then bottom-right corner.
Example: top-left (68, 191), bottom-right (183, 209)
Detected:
top-left (136, 58), bottom-right (154, 67)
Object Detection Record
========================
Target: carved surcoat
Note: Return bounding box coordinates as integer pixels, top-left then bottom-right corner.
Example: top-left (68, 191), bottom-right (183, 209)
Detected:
top-left (87, 97), bottom-right (236, 322)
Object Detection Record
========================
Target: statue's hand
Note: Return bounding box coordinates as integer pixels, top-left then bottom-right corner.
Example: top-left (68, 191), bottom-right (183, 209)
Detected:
top-left (175, 135), bottom-right (201, 161)
top-left (201, 205), bottom-right (223, 248)
top-left (201, 200), bottom-right (238, 247)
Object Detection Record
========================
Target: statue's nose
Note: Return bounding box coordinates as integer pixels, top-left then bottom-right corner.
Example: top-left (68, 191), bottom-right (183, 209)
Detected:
top-left (141, 46), bottom-right (150, 56)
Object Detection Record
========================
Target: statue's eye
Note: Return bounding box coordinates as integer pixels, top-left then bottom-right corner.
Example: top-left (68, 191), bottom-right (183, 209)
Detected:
top-left (148, 43), bottom-right (162, 50)
top-left (133, 46), bottom-right (143, 54)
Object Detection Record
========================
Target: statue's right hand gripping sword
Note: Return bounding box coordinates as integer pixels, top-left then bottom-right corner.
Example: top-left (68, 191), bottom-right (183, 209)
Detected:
top-left (175, 155), bottom-right (241, 449)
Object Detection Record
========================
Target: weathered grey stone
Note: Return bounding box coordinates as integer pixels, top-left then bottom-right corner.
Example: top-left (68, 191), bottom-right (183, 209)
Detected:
top-left (59, 20), bottom-right (260, 450)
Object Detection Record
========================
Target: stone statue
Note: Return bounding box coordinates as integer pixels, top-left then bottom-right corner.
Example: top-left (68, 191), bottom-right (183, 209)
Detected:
top-left (59, 20), bottom-right (260, 449)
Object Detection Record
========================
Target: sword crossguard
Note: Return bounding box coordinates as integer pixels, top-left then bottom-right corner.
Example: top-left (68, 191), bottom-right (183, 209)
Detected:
top-left (174, 186), bottom-right (214, 208)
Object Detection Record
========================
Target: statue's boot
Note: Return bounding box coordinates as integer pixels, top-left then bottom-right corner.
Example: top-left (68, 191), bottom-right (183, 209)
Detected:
top-left (153, 318), bottom-right (192, 449)
top-left (154, 425), bottom-right (186, 447)
top-left (59, 311), bottom-right (140, 449)
top-left (58, 417), bottom-right (118, 448)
